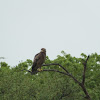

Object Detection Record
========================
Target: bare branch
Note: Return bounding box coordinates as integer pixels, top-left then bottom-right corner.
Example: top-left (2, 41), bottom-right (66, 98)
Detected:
top-left (21, 69), bottom-right (32, 74)
top-left (42, 62), bottom-right (91, 100)
top-left (43, 69), bottom-right (68, 75)
top-left (42, 69), bottom-right (81, 86)
top-left (43, 63), bottom-right (69, 73)
top-left (82, 55), bottom-right (90, 85)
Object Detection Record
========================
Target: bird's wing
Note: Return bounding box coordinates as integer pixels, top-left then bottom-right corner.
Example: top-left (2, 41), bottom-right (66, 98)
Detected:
top-left (32, 53), bottom-right (41, 72)
top-left (34, 53), bottom-right (40, 62)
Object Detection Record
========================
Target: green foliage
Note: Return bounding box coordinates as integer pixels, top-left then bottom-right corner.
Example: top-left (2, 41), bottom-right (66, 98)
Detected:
top-left (0, 52), bottom-right (100, 100)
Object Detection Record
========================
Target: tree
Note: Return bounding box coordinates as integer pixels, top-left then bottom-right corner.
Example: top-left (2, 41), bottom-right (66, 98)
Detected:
top-left (0, 52), bottom-right (100, 100)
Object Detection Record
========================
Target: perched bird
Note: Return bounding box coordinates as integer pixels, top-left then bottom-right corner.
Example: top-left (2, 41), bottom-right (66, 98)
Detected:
top-left (32, 48), bottom-right (46, 74)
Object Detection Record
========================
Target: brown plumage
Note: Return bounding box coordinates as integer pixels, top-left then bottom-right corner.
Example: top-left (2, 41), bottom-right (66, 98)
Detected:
top-left (32, 48), bottom-right (46, 74)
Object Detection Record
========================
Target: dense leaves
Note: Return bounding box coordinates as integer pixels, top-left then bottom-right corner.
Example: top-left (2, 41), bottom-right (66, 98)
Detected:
top-left (0, 52), bottom-right (100, 100)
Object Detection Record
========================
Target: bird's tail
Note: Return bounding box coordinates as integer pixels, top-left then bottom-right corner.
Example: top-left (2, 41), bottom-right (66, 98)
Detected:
top-left (31, 63), bottom-right (38, 75)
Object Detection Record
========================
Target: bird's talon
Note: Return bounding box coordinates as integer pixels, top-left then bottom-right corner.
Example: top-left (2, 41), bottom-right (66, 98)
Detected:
top-left (37, 69), bottom-right (43, 72)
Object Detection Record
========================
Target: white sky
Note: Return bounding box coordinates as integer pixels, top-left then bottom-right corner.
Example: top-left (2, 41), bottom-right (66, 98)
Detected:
top-left (0, 0), bottom-right (100, 66)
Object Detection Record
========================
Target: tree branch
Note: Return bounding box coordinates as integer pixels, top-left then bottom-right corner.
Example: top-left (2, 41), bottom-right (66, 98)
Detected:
top-left (43, 63), bottom-right (69, 73)
top-left (42, 62), bottom-right (91, 100)
top-left (82, 55), bottom-right (90, 85)
top-left (42, 69), bottom-right (81, 85)
top-left (21, 69), bottom-right (32, 74)
top-left (42, 64), bottom-right (81, 86)
top-left (43, 69), bottom-right (68, 75)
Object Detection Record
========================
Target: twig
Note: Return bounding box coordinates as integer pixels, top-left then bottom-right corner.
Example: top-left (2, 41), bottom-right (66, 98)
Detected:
top-left (21, 69), bottom-right (32, 74)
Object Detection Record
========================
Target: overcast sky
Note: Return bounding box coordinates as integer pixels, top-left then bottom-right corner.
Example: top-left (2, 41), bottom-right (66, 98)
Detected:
top-left (0, 0), bottom-right (100, 66)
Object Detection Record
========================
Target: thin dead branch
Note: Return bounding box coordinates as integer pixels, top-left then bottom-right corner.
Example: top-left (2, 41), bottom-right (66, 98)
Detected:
top-left (43, 63), bottom-right (69, 73)
top-left (42, 64), bottom-right (81, 86)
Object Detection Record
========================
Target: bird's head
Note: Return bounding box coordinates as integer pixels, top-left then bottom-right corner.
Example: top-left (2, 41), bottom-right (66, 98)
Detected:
top-left (41, 48), bottom-right (46, 53)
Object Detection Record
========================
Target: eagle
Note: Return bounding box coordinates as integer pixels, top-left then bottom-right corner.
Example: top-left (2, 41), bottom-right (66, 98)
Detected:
top-left (32, 48), bottom-right (46, 74)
